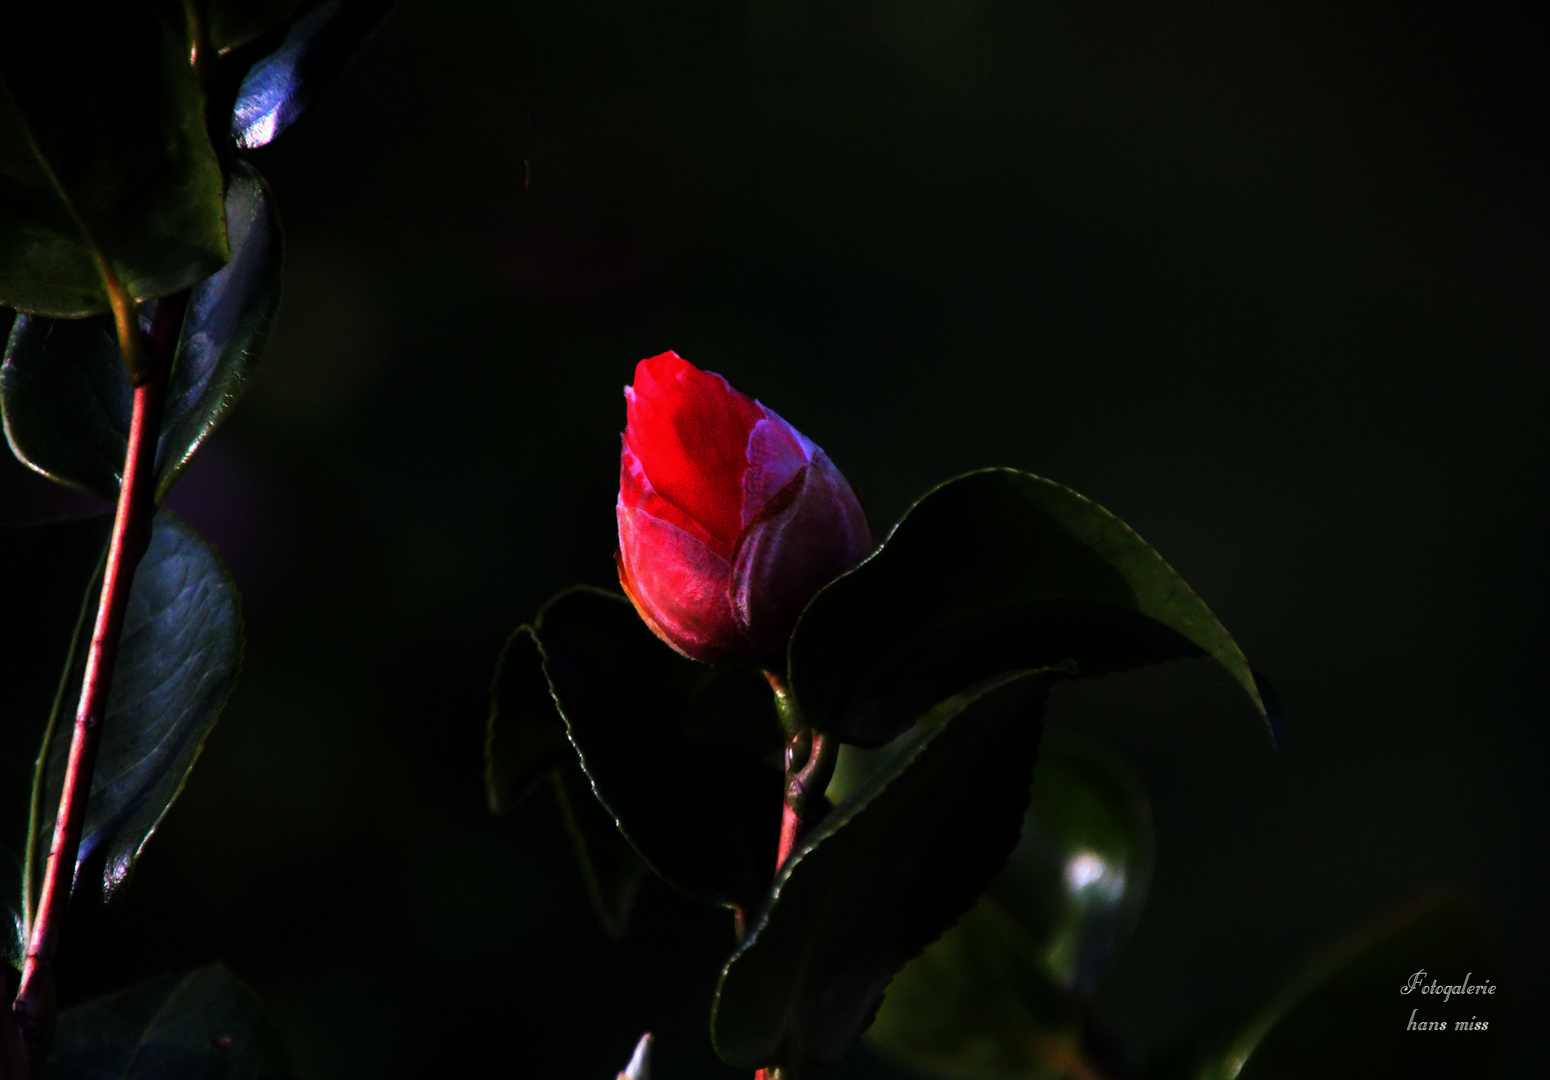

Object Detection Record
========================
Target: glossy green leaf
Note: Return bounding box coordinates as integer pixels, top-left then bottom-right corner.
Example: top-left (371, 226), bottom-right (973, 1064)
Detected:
top-left (0, 517), bottom-right (111, 971)
top-left (0, 511), bottom-right (241, 966)
top-left (155, 159), bottom-right (284, 498)
top-left (231, 0), bottom-right (396, 150)
top-left (1156, 895), bottom-right (1505, 1080)
top-left (0, 2), bottom-right (228, 316)
top-left (531, 587), bottom-right (783, 914)
top-left (712, 671), bottom-right (1051, 1070)
top-left (864, 733), bottom-right (1153, 1080)
top-left (789, 469), bottom-right (1276, 747)
top-left (551, 767), bottom-right (649, 940)
top-left (2, 164), bottom-right (283, 503)
top-left (42, 964), bottom-right (295, 1080)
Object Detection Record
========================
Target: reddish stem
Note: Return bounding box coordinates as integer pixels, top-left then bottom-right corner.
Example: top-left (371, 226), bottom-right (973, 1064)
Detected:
top-left (755, 672), bottom-right (835, 1080)
top-left (9, 294), bottom-right (186, 1062)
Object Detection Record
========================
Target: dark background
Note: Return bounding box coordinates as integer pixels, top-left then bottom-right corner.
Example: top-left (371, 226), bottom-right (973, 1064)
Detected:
top-left (3, 0), bottom-right (1544, 1075)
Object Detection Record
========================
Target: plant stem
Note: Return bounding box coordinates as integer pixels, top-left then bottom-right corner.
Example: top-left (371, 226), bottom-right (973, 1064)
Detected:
top-left (756, 672), bottom-right (836, 1080)
top-left (8, 293), bottom-right (186, 1064)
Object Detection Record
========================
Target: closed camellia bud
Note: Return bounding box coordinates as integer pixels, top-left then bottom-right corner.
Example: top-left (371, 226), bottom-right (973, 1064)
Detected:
top-left (617, 351), bottom-right (874, 664)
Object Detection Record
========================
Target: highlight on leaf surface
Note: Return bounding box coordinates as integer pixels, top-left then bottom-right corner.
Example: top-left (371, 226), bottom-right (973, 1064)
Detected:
top-left (788, 468), bottom-right (1277, 747)
top-left (866, 732), bottom-right (1154, 1080)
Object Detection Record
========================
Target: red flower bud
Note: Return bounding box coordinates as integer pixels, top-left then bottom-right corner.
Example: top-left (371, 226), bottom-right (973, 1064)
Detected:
top-left (616, 351), bottom-right (874, 664)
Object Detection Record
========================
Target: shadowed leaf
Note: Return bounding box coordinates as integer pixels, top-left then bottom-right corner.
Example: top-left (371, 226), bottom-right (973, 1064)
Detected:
top-left (1154, 895), bottom-right (1505, 1080)
top-left (42, 964), bottom-right (294, 1079)
top-left (551, 768), bottom-right (648, 940)
top-left (789, 469), bottom-right (1275, 747)
top-left (0, 2), bottom-right (227, 316)
top-left (712, 671), bottom-right (1051, 1070)
top-left (532, 587), bottom-right (782, 914)
top-left (0, 517), bottom-right (111, 971)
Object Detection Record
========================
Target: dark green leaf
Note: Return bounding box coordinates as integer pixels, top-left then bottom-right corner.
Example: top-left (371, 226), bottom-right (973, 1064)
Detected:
top-left (789, 469), bottom-right (1273, 746)
top-left (551, 767), bottom-right (648, 940)
top-left (485, 626), bottom-right (571, 815)
top-left (203, 0), bottom-right (309, 53)
top-left (0, 2), bottom-right (228, 316)
top-left (19, 514), bottom-right (243, 914)
top-left (231, 0), bottom-right (396, 150)
top-left (711, 671), bottom-right (1051, 1070)
top-left (863, 733), bottom-right (1153, 1080)
top-left (0, 517), bottom-right (111, 971)
top-left (42, 964), bottom-right (295, 1080)
top-left (2, 163), bottom-right (284, 503)
top-left (533, 587), bottom-right (782, 914)
top-left (1156, 895), bottom-right (1505, 1080)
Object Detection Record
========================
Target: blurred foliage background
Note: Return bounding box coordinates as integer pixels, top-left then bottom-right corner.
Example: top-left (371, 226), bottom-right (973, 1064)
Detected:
top-left (2, 0), bottom-right (1542, 1076)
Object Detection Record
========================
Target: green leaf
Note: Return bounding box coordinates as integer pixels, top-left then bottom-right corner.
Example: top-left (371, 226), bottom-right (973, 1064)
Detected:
top-left (863, 733), bottom-right (1153, 1080)
top-left (42, 964), bottom-right (295, 1080)
top-left (2, 163), bottom-right (283, 503)
top-left (1157, 895), bottom-right (1505, 1080)
top-left (230, 0), bottom-right (396, 150)
top-left (0, 511), bottom-right (242, 967)
top-left (0, 517), bottom-right (111, 972)
top-left (531, 587), bottom-right (783, 914)
top-left (551, 767), bottom-right (648, 940)
top-left (0, 1), bottom-right (228, 317)
top-left (711, 670), bottom-right (1052, 1070)
top-left (789, 469), bottom-right (1275, 747)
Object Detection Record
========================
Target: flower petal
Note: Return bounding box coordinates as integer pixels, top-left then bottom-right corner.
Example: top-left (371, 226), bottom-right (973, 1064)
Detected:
top-left (731, 452), bottom-right (875, 658)
top-left (624, 351), bottom-right (763, 555)
top-left (740, 409), bottom-right (814, 532)
top-left (618, 504), bottom-right (746, 664)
